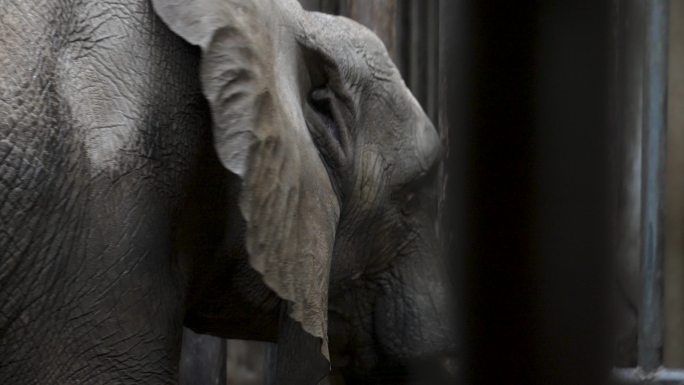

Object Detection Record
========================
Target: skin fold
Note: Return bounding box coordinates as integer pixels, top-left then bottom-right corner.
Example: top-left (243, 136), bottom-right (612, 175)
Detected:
top-left (0, 0), bottom-right (455, 384)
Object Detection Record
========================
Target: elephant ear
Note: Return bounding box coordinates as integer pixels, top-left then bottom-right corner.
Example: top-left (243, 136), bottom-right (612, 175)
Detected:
top-left (151, 0), bottom-right (339, 361)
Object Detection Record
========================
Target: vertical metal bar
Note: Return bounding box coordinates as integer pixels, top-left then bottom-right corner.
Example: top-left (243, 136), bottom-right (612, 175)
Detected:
top-left (639, 0), bottom-right (669, 372)
top-left (425, 0), bottom-right (439, 123)
top-left (664, 0), bottom-right (684, 368)
top-left (611, 0), bottom-right (645, 368)
top-left (408, 0), bottom-right (427, 106)
top-left (456, 0), bottom-right (614, 383)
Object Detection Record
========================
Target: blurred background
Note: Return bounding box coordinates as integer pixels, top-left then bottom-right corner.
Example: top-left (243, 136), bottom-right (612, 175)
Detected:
top-left (179, 0), bottom-right (684, 384)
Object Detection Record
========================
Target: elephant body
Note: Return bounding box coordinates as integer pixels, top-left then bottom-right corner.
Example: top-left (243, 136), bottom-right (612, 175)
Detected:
top-left (0, 0), bottom-right (455, 384)
top-left (0, 0), bottom-right (213, 382)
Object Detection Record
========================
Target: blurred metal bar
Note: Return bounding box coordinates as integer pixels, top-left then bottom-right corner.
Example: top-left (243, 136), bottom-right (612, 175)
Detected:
top-left (406, 1), bottom-right (428, 105)
top-left (425, 0), bottom-right (439, 122)
top-left (614, 368), bottom-right (684, 384)
top-left (611, 0), bottom-right (645, 368)
top-left (664, 0), bottom-right (684, 368)
top-left (452, 1), bottom-right (615, 384)
top-left (395, 0), bottom-right (440, 122)
top-left (639, 0), bottom-right (670, 372)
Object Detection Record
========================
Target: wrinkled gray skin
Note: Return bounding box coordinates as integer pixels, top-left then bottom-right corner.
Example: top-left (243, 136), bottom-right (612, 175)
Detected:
top-left (0, 0), bottom-right (455, 384)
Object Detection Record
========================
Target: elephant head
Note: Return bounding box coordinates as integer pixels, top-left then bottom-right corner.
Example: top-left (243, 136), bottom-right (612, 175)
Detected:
top-left (152, 0), bottom-right (456, 382)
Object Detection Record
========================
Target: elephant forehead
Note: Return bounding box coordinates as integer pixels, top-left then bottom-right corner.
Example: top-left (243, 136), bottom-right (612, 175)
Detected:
top-left (297, 11), bottom-right (398, 82)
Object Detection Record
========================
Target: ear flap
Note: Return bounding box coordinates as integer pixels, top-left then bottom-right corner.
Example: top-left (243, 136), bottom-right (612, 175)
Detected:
top-left (152, 0), bottom-right (338, 361)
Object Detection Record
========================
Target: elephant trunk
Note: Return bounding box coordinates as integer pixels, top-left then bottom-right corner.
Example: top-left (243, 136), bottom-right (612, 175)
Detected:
top-left (372, 247), bottom-right (459, 382)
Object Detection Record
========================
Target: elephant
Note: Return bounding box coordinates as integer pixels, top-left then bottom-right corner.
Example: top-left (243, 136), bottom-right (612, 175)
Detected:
top-left (0, 0), bottom-right (456, 383)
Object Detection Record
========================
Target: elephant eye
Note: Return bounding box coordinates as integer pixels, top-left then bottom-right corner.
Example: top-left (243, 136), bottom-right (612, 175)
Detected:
top-left (405, 161), bottom-right (440, 193)
top-left (401, 191), bottom-right (421, 216)
top-left (397, 163), bottom-right (440, 216)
